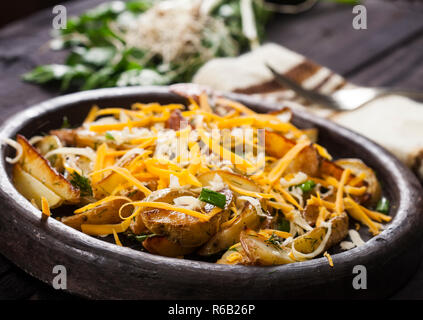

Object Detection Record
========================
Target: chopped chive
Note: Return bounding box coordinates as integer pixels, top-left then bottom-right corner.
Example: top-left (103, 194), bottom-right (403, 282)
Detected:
top-left (199, 188), bottom-right (226, 209)
top-left (134, 233), bottom-right (156, 243)
top-left (297, 180), bottom-right (316, 192)
top-left (61, 116), bottom-right (70, 129)
top-left (105, 132), bottom-right (115, 140)
top-left (376, 197), bottom-right (389, 214)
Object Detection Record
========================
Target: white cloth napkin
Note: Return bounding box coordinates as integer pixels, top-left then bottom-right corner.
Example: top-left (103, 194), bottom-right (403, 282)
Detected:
top-left (193, 43), bottom-right (423, 180)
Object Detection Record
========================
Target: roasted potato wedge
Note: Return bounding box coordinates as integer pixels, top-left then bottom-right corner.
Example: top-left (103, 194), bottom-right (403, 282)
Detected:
top-left (319, 159), bottom-right (344, 180)
top-left (61, 198), bottom-right (132, 230)
top-left (198, 204), bottom-right (260, 256)
top-left (12, 164), bottom-right (63, 209)
top-left (240, 229), bottom-right (294, 266)
top-left (302, 203), bottom-right (320, 226)
top-left (264, 131), bottom-right (295, 158)
top-left (141, 189), bottom-right (232, 247)
top-left (292, 212), bottom-right (349, 259)
top-left (335, 158), bottom-right (382, 206)
top-left (198, 170), bottom-right (261, 193)
top-left (284, 144), bottom-right (320, 177)
top-left (142, 236), bottom-right (195, 257)
top-left (17, 135), bottom-right (80, 203)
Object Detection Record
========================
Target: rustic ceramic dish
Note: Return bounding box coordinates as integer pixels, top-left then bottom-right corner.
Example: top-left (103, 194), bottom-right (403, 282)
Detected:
top-left (0, 86), bottom-right (422, 299)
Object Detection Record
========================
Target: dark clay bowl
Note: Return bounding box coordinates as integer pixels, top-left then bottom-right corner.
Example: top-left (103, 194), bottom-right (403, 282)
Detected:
top-left (0, 86), bottom-right (422, 299)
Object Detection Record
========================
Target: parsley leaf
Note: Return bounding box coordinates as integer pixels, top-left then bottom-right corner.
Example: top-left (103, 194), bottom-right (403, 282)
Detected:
top-left (69, 171), bottom-right (93, 197)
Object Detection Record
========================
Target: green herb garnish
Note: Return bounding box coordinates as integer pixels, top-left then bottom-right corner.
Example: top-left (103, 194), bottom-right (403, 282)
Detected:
top-left (61, 116), bottom-right (70, 129)
top-left (69, 171), bottom-right (93, 197)
top-left (134, 233), bottom-right (156, 243)
top-left (105, 132), bottom-right (115, 140)
top-left (297, 180), bottom-right (316, 192)
top-left (199, 188), bottom-right (226, 209)
top-left (277, 217), bottom-right (290, 232)
top-left (265, 233), bottom-right (283, 249)
top-left (376, 197), bottom-right (389, 214)
top-left (22, 0), bottom-right (270, 91)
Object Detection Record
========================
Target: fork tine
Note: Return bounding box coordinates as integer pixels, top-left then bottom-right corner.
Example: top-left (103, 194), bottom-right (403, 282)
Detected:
top-left (266, 63), bottom-right (340, 110)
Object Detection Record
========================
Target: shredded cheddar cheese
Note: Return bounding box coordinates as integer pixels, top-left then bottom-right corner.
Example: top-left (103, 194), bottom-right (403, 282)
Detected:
top-left (12, 91), bottom-right (391, 267)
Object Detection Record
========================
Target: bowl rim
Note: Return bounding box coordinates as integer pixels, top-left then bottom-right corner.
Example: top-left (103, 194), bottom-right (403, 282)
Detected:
top-left (0, 86), bottom-right (422, 298)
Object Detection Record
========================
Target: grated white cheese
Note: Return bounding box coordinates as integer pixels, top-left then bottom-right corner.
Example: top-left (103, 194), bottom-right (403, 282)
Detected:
top-left (279, 171), bottom-right (307, 187)
top-left (289, 186), bottom-right (304, 208)
top-left (173, 196), bottom-right (203, 211)
top-left (348, 229), bottom-right (366, 247)
top-left (207, 174), bottom-right (226, 191)
top-left (340, 241), bottom-right (355, 251)
top-left (237, 196), bottom-right (267, 217)
top-left (169, 174), bottom-right (181, 189)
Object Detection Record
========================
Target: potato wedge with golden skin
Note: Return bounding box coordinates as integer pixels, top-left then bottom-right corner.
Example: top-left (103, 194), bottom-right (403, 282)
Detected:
top-left (335, 158), bottom-right (382, 206)
top-left (141, 189), bottom-right (232, 247)
top-left (142, 207), bottom-right (230, 247)
top-left (61, 199), bottom-right (133, 230)
top-left (198, 204), bottom-right (260, 256)
top-left (17, 135), bottom-right (80, 203)
top-left (292, 212), bottom-right (349, 257)
top-left (264, 131), bottom-right (295, 158)
top-left (284, 144), bottom-right (321, 177)
top-left (302, 203), bottom-right (320, 226)
top-left (12, 164), bottom-right (63, 209)
top-left (319, 158), bottom-right (344, 180)
top-left (325, 212), bottom-right (349, 249)
top-left (240, 229), bottom-right (295, 266)
top-left (198, 170), bottom-right (261, 193)
top-left (142, 236), bottom-right (195, 257)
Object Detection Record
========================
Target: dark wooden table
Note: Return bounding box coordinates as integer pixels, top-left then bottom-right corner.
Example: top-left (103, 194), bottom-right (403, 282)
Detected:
top-left (0, 0), bottom-right (422, 300)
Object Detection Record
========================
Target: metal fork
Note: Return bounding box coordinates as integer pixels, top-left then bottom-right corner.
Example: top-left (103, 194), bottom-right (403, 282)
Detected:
top-left (267, 64), bottom-right (423, 111)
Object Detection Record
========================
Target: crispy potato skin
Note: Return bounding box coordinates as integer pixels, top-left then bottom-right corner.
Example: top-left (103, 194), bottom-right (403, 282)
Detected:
top-left (264, 131), bottom-right (295, 158)
top-left (62, 199), bottom-right (132, 230)
top-left (130, 211), bottom-right (148, 235)
top-left (198, 170), bottom-right (261, 193)
top-left (198, 204), bottom-right (260, 256)
top-left (165, 109), bottom-right (187, 130)
top-left (142, 208), bottom-right (230, 247)
top-left (240, 230), bottom-right (294, 266)
top-left (142, 236), bottom-right (195, 257)
top-left (12, 164), bottom-right (63, 209)
top-left (325, 212), bottom-right (349, 250)
top-left (17, 135), bottom-right (80, 202)
top-left (285, 144), bottom-right (321, 177)
top-left (302, 203), bottom-right (320, 226)
top-left (293, 212), bottom-right (349, 255)
top-left (141, 189), bottom-right (232, 247)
